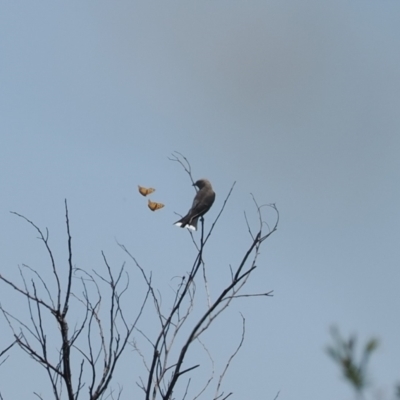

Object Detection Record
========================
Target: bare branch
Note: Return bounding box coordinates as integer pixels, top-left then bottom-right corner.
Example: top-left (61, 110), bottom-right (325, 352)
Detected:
top-left (10, 210), bottom-right (62, 309)
top-left (0, 272), bottom-right (55, 314)
top-left (273, 390), bottom-right (280, 400)
top-left (0, 339), bottom-right (17, 367)
top-left (1, 205), bottom-right (150, 400)
top-left (168, 151), bottom-right (195, 186)
top-left (215, 314), bottom-right (246, 399)
top-left (62, 199), bottom-right (74, 317)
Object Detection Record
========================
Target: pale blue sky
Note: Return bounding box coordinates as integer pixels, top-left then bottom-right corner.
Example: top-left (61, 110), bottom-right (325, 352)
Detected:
top-left (1, 1), bottom-right (400, 399)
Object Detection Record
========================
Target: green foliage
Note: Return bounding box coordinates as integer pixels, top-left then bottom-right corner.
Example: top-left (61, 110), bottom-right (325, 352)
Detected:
top-left (326, 326), bottom-right (379, 397)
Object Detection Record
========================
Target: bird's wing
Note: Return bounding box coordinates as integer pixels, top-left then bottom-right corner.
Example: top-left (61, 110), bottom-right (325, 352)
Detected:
top-left (188, 190), bottom-right (215, 219)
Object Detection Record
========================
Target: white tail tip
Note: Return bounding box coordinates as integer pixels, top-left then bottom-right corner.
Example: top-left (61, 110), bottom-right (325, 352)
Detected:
top-left (174, 222), bottom-right (196, 231)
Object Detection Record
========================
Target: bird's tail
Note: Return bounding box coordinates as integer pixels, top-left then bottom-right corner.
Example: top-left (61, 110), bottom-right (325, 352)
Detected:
top-left (174, 216), bottom-right (198, 231)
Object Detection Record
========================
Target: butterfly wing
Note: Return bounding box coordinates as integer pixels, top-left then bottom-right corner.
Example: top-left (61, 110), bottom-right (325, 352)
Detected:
top-left (148, 200), bottom-right (165, 211)
top-left (138, 185), bottom-right (156, 196)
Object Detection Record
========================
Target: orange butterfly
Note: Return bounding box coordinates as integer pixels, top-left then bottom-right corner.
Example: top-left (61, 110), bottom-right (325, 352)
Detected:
top-left (148, 199), bottom-right (165, 211)
top-left (138, 185), bottom-right (155, 197)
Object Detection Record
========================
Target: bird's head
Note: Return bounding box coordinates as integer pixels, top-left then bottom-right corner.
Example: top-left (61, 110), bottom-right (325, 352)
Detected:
top-left (193, 179), bottom-right (211, 189)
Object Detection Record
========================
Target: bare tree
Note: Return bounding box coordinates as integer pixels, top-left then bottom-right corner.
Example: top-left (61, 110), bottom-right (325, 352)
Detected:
top-left (0, 153), bottom-right (279, 399)
top-left (123, 152), bottom-right (279, 400)
top-left (0, 201), bottom-right (150, 400)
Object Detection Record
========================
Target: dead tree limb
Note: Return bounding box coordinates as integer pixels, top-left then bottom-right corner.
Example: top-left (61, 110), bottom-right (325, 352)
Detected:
top-left (126, 153), bottom-right (279, 400)
top-left (0, 201), bottom-right (149, 399)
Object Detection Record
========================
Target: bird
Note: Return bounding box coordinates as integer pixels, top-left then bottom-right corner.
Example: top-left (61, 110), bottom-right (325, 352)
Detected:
top-left (174, 179), bottom-right (215, 231)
